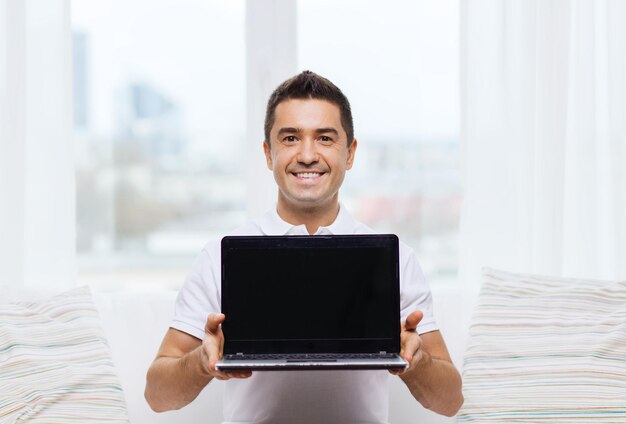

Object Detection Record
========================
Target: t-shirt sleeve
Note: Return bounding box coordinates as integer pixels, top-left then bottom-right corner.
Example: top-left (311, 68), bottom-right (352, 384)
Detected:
top-left (399, 244), bottom-right (438, 335)
top-left (170, 243), bottom-right (221, 340)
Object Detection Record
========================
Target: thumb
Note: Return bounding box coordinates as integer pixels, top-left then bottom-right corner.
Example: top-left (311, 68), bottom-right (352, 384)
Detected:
top-left (404, 310), bottom-right (423, 332)
top-left (205, 313), bottom-right (225, 335)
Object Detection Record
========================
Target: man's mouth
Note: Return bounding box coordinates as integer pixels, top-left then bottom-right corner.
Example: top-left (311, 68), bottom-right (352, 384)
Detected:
top-left (292, 172), bottom-right (324, 179)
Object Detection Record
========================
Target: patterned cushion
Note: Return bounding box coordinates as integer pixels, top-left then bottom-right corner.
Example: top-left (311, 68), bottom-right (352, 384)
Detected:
top-left (0, 286), bottom-right (130, 422)
top-left (458, 267), bottom-right (626, 422)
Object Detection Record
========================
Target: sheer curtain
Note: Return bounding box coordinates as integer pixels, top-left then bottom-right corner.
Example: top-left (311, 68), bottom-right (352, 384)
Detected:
top-left (0, 0), bottom-right (75, 289)
top-left (459, 0), bottom-right (626, 288)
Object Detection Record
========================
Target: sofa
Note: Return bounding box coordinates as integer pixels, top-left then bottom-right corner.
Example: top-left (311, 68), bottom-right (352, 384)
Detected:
top-left (0, 287), bottom-right (472, 424)
top-left (94, 284), bottom-right (474, 424)
top-left (3, 267), bottom-right (624, 423)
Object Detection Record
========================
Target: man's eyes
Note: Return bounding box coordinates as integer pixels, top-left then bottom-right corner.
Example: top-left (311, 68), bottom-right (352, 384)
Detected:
top-left (281, 135), bottom-right (335, 143)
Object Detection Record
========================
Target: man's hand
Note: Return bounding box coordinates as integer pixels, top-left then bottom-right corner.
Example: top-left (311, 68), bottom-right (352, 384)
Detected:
top-left (390, 310), bottom-right (424, 376)
top-left (201, 313), bottom-right (252, 380)
top-left (145, 314), bottom-right (251, 412)
top-left (388, 311), bottom-right (464, 416)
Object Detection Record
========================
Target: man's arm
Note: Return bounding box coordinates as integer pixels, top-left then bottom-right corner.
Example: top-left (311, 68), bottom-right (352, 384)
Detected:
top-left (393, 311), bottom-right (464, 417)
top-left (145, 313), bottom-right (251, 412)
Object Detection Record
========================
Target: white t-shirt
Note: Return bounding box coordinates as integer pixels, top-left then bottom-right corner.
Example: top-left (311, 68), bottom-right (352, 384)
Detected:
top-left (171, 205), bottom-right (438, 424)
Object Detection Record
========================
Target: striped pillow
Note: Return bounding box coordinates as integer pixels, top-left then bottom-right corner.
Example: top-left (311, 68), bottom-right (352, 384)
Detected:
top-left (0, 286), bottom-right (130, 422)
top-left (458, 267), bottom-right (626, 422)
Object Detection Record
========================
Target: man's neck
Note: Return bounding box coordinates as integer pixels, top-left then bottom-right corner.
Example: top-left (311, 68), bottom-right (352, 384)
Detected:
top-left (276, 197), bottom-right (340, 235)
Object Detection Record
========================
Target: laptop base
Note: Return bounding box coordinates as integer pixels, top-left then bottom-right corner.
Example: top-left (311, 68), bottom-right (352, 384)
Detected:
top-left (216, 356), bottom-right (408, 372)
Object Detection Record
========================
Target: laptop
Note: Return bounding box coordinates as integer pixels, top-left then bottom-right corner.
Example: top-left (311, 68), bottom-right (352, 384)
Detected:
top-left (215, 234), bottom-right (408, 371)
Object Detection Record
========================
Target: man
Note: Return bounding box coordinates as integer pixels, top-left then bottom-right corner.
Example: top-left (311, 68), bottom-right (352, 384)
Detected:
top-left (145, 71), bottom-right (463, 422)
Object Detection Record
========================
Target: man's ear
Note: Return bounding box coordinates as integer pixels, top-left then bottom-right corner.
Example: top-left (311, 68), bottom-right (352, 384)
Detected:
top-left (346, 139), bottom-right (357, 170)
top-left (263, 140), bottom-right (273, 170)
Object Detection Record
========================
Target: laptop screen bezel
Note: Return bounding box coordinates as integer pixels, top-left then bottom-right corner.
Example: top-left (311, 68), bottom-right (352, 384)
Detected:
top-left (220, 234), bottom-right (401, 355)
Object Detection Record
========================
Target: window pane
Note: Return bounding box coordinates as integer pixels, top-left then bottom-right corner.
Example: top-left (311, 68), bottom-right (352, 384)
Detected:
top-left (72, 0), bottom-right (246, 288)
top-left (298, 0), bottom-right (461, 283)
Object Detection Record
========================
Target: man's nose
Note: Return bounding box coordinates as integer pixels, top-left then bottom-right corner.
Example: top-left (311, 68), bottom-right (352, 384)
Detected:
top-left (296, 139), bottom-right (319, 164)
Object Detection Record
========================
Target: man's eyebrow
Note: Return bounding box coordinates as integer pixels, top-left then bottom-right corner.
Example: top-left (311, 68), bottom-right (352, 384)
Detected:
top-left (276, 127), bottom-right (339, 136)
top-left (277, 127), bottom-right (301, 135)
top-left (315, 128), bottom-right (339, 135)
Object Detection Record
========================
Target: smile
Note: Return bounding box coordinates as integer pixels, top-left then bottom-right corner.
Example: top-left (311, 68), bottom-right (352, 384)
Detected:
top-left (293, 172), bottom-right (324, 179)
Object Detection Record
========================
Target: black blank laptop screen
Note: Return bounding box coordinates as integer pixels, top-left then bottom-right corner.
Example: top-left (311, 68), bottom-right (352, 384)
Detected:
top-left (221, 235), bottom-right (400, 354)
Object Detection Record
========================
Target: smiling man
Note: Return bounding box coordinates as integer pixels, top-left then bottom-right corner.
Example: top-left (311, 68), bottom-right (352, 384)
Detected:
top-left (145, 71), bottom-right (463, 423)
top-left (264, 96), bottom-right (356, 235)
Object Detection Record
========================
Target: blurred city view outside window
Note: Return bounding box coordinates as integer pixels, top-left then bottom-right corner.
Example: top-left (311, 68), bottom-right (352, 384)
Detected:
top-left (72, 0), bottom-right (246, 288)
top-left (72, 0), bottom-right (460, 289)
top-left (298, 0), bottom-right (461, 284)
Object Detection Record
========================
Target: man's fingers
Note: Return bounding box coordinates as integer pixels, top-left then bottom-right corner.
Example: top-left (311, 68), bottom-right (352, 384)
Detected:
top-left (205, 313), bottom-right (225, 335)
top-left (402, 338), bottom-right (419, 364)
top-left (404, 310), bottom-right (423, 332)
top-left (392, 335), bottom-right (418, 377)
top-left (225, 371), bottom-right (253, 379)
top-left (206, 343), bottom-right (221, 369)
top-left (201, 313), bottom-right (250, 380)
top-left (205, 344), bottom-right (251, 380)
top-left (401, 334), bottom-right (420, 363)
top-left (204, 341), bottom-right (251, 380)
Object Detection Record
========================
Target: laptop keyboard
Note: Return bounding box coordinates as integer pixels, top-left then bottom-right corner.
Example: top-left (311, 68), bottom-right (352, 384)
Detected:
top-left (224, 353), bottom-right (397, 361)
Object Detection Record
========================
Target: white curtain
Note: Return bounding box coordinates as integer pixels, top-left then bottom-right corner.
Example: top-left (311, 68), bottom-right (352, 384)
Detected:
top-left (0, 0), bottom-right (75, 289)
top-left (245, 0), bottom-right (298, 218)
top-left (459, 0), bottom-right (626, 288)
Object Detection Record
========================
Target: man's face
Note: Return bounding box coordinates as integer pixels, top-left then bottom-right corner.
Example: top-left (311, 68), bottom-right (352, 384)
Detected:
top-left (264, 98), bottom-right (357, 211)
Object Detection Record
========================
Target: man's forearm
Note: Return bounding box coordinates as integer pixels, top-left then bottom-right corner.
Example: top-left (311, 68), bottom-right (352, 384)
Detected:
top-left (145, 346), bottom-right (214, 412)
top-left (401, 351), bottom-right (464, 417)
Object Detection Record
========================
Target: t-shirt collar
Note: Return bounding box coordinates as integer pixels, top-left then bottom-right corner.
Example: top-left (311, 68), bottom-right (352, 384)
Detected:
top-left (258, 203), bottom-right (356, 236)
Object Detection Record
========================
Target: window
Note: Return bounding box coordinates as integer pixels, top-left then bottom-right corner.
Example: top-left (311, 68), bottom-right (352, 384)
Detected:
top-left (72, 0), bottom-right (460, 288)
top-left (298, 0), bottom-right (461, 283)
top-left (72, 0), bottom-right (246, 288)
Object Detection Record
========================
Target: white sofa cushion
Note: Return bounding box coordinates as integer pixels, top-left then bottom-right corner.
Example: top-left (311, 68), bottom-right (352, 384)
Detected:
top-left (458, 267), bottom-right (626, 422)
top-left (0, 286), bottom-right (129, 422)
top-left (93, 289), bottom-right (224, 424)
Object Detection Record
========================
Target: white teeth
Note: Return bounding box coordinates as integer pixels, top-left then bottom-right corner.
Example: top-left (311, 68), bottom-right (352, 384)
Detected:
top-left (295, 172), bottom-right (322, 179)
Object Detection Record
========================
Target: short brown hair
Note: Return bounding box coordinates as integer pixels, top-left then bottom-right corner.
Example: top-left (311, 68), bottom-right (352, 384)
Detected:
top-left (264, 71), bottom-right (354, 146)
